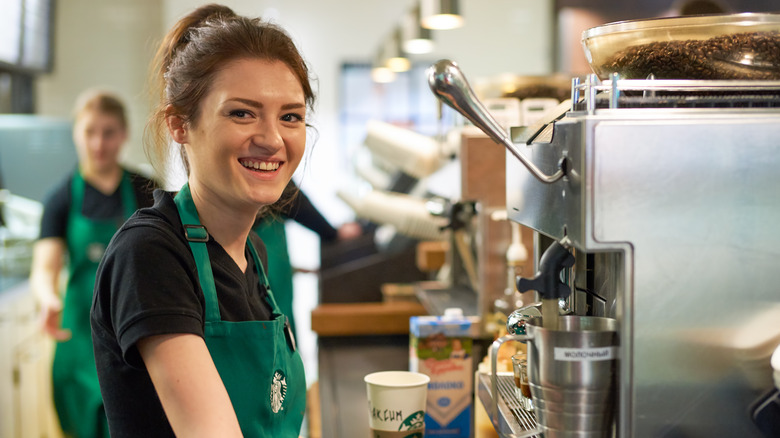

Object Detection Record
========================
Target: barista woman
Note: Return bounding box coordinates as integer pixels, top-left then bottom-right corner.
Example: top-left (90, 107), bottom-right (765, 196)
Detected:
top-left (29, 90), bottom-right (155, 438)
top-left (90, 4), bottom-right (314, 437)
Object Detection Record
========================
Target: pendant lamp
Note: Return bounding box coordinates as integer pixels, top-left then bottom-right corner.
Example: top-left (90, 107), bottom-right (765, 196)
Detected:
top-left (402, 6), bottom-right (434, 54)
top-left (420, 0), bottom-right (464, 30)
top-left (371, 44), bottom-right (396, 83)
top-left (384, 28), bottom-right (411, 73)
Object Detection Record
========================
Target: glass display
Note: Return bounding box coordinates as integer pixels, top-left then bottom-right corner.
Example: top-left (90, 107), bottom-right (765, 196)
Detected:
top-left (582, 13), bottom-right (780, 80)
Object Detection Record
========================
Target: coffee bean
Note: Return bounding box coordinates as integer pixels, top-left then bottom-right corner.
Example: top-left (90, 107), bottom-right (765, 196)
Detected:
top-left (598, 31), bottom-right (780, 80)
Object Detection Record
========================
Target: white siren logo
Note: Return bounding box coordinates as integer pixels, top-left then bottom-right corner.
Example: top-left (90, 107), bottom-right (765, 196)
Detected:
top-left (270, 370), bottom-right (287, 413)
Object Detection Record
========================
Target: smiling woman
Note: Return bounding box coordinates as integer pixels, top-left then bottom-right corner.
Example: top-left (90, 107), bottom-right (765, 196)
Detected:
top-left (89, 4), bottom-right (315, 438)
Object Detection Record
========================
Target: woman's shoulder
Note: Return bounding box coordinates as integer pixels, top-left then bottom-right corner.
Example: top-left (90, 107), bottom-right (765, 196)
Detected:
top-left (124, 168), bottom-right (159, 207)
top-left (124, 190), bottom-right (179, 232)
top-left (103, 190), bottom-right (192, 278)
top-left (41, 171), bottom-right (77, 209)
top-left (37, 171), bottom-right (77, 239)
top-left (114, 191), bottom-right (182, 247)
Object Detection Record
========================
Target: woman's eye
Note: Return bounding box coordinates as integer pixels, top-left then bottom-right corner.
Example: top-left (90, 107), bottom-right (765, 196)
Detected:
top-left (281, 113), bottom-right (304, 123)
top-left (230, 110), bottom-right (252, 118)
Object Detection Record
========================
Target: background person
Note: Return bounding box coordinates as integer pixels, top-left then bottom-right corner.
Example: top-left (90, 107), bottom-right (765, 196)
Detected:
top-left (254, 181), bottom-right (362, 337)
top-left (29, 89), bottom-right (156, 438)
top-left (91, 4), bottom-right (316, 437)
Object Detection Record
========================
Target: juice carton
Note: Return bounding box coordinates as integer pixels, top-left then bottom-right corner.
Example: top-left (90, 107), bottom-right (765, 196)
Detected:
top-left (410, 308), bottom-right (479, 438)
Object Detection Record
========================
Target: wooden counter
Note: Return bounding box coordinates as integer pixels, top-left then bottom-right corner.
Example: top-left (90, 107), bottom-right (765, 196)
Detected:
top-left (310, 301), bottom-right (427, 337)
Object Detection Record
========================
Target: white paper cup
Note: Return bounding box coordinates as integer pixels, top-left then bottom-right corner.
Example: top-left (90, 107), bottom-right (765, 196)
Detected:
top-left (365, 371), bottom-right (430, 435)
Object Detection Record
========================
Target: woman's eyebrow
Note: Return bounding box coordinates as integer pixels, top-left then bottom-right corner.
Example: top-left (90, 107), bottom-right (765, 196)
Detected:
top-left (225, 98), bottom-right (305, 111)
top-left (225, 97), bottom-right (262, 108)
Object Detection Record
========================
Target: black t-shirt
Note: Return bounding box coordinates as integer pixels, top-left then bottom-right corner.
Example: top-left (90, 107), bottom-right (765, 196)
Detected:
top-left (39, 169), bottom-right (156, 239)
top-left (90, 189), bottom-right (273, 438)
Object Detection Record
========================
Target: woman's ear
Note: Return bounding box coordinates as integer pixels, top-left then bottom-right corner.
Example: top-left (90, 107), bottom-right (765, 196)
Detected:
top-left (165, 106), bottom-right (188, 144)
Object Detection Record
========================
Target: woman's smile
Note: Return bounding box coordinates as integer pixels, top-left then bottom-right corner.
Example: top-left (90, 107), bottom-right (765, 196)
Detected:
top-left (239, 158), bottom-right (282, 174)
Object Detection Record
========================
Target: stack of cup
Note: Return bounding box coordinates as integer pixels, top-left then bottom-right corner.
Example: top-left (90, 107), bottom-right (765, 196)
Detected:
top-left (491, 315), bottom-right (618, 438)
top-left (365, 371), bottom-right (430, 438)
top-left (527, 315), bottom-right (618, 438)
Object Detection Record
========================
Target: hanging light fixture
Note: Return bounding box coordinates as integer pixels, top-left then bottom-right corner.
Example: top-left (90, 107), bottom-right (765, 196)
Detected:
top-left (371, 46), bottom-right (396, 83)
top-left (384, 28), bottom-right (411, 73)
top-left (402, 5), bottom-right (434, 55)
top-left (420, 0), bottom-right (463, 30)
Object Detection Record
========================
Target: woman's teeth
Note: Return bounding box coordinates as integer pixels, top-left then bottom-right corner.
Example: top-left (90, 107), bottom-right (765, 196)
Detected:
top-left (240, 160), bottom-right (279, 171)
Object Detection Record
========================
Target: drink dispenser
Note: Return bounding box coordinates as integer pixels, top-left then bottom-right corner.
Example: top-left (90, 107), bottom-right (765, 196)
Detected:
top-left (492, 241), bottom-right (619, 438)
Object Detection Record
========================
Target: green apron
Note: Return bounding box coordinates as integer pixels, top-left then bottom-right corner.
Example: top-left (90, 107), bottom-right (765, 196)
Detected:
top-left (173, 184), bottom-right (305, 437)
top-left (53, 170), bottom-right (135, 438)
top-left (253, 217), bottom-right (297, 337)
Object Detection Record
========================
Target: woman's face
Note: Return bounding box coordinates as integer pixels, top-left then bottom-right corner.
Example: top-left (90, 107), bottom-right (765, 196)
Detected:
top-left (182, 58), bottom-right (307, 214)
top-left (73, 110), bottom-right (127, 174)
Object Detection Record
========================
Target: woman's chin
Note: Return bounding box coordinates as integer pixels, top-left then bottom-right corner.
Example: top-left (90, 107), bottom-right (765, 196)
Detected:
top-left (250, 190), bottom-right (285, 207)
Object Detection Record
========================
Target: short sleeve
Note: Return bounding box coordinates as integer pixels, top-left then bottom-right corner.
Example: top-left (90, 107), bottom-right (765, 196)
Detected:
top-left (38, 176), bottom-right (72, 240)
top-left (94, 216), bottom-right (205, 368)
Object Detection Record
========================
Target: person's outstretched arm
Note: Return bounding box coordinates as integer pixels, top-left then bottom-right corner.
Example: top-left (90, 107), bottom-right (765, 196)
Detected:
top-left (30, 237), bottom-right (70, 340)
top-left (138, 333), bottom-right (244, 438)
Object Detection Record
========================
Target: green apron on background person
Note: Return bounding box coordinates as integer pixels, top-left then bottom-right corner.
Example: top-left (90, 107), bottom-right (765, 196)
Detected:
top-left (52, 170), bottom-right (135, 438)
top-left (253, 217), bottom-right (297, 337)
top-left (174, 184), bottom-right (305, 438)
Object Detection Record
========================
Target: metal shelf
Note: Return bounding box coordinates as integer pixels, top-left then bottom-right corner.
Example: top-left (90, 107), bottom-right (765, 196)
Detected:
top-left (476, 371), bottom-right (541, 438)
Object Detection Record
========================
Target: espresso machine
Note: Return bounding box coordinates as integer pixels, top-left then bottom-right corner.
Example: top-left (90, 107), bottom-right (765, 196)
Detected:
top-left (427, 13), bottom-right (780, 438)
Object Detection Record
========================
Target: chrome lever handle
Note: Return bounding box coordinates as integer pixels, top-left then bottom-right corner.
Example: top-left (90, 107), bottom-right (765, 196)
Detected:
top-left (426, 59), bottom-right (565, 184)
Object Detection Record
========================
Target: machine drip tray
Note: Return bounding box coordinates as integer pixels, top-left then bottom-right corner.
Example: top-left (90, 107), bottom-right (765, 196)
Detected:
top-left (476, 372), bottom-right (540, 438)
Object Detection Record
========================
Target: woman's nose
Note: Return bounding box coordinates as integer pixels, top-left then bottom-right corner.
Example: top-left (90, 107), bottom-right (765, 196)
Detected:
top-left (252, 120), bottom-right (284, 150)
top-left (86, 133), bottom-right (103, 150)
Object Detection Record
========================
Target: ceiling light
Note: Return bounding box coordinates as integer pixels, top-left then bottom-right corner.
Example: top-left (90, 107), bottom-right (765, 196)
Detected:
top-left (402, 6), bottom-right (434, 54)
top-left (371, 66), bottom-right (396, 83)
top-left (385, 28), bottom-right (411, 73)
top-left (371, 47), bottom-right (397, 83)
top-left (420, 0), bottom-right (464, 30)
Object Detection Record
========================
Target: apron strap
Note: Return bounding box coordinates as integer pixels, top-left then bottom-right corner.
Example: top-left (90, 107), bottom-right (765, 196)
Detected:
top-left (173, 183), bottom-right (281, 324)
top-left (69, 169), bottom-right (85, 218)
top-left (173, 183), bottom-right (222, 323)
top-left (246, 240), bottom-right (279, 312)
top-left (247, 241), bottom-right (296, 351)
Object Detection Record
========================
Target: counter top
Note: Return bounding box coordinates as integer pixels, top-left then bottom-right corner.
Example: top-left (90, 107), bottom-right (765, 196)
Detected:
top-left (310, 301), bottom-right (427, 337)
top-left (0, 275), bottom-right (28, 293)
top-left (0, 277), bottom-right (31, 319)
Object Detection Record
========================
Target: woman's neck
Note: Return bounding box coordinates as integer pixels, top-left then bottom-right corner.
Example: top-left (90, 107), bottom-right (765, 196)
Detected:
top-left (81, 164), bottom-right (123, 195)
top-left (187, 183), bottom-right (256, 273)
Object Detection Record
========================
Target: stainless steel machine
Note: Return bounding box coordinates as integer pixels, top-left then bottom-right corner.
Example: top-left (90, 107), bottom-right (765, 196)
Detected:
top-left (509, 74), bottom-right (780, 438)
top-left (427, 13), bottom-right (780, 438)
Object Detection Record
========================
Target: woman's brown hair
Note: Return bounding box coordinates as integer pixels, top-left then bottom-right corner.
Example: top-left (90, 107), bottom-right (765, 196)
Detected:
top-left (74, 89), bottom-right (128, 130)
top-left (145, 4), bottom-right (315, 185)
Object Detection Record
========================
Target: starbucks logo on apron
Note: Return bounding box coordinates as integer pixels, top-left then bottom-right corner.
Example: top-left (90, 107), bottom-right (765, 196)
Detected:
top-left (270, 370), bottom-right (287, 413)
top-left (87, 243), bottom-right (107, 263)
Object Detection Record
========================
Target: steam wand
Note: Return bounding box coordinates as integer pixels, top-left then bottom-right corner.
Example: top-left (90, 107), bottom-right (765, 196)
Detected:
top-left (426, 59), bottom-right (565, 184)
top-left (516, 240), bottom-right (574, 330)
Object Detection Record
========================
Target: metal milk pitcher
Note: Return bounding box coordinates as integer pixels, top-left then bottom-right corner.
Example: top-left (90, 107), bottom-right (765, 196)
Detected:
top-left (491, 315), bottom-right (619, 438)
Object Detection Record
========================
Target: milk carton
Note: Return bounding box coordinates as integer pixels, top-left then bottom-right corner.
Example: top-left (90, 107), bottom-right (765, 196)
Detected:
top-left (410, 308), bottom-right (479, 438)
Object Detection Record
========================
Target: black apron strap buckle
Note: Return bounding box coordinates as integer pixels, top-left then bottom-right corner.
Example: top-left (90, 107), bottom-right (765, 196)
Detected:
top-left (184, 224), bottom-right (209, 242)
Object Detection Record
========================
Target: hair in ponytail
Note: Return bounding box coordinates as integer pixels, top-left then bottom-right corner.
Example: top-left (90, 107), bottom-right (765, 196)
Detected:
top-left (144, 3), bottom-right (315, 185)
